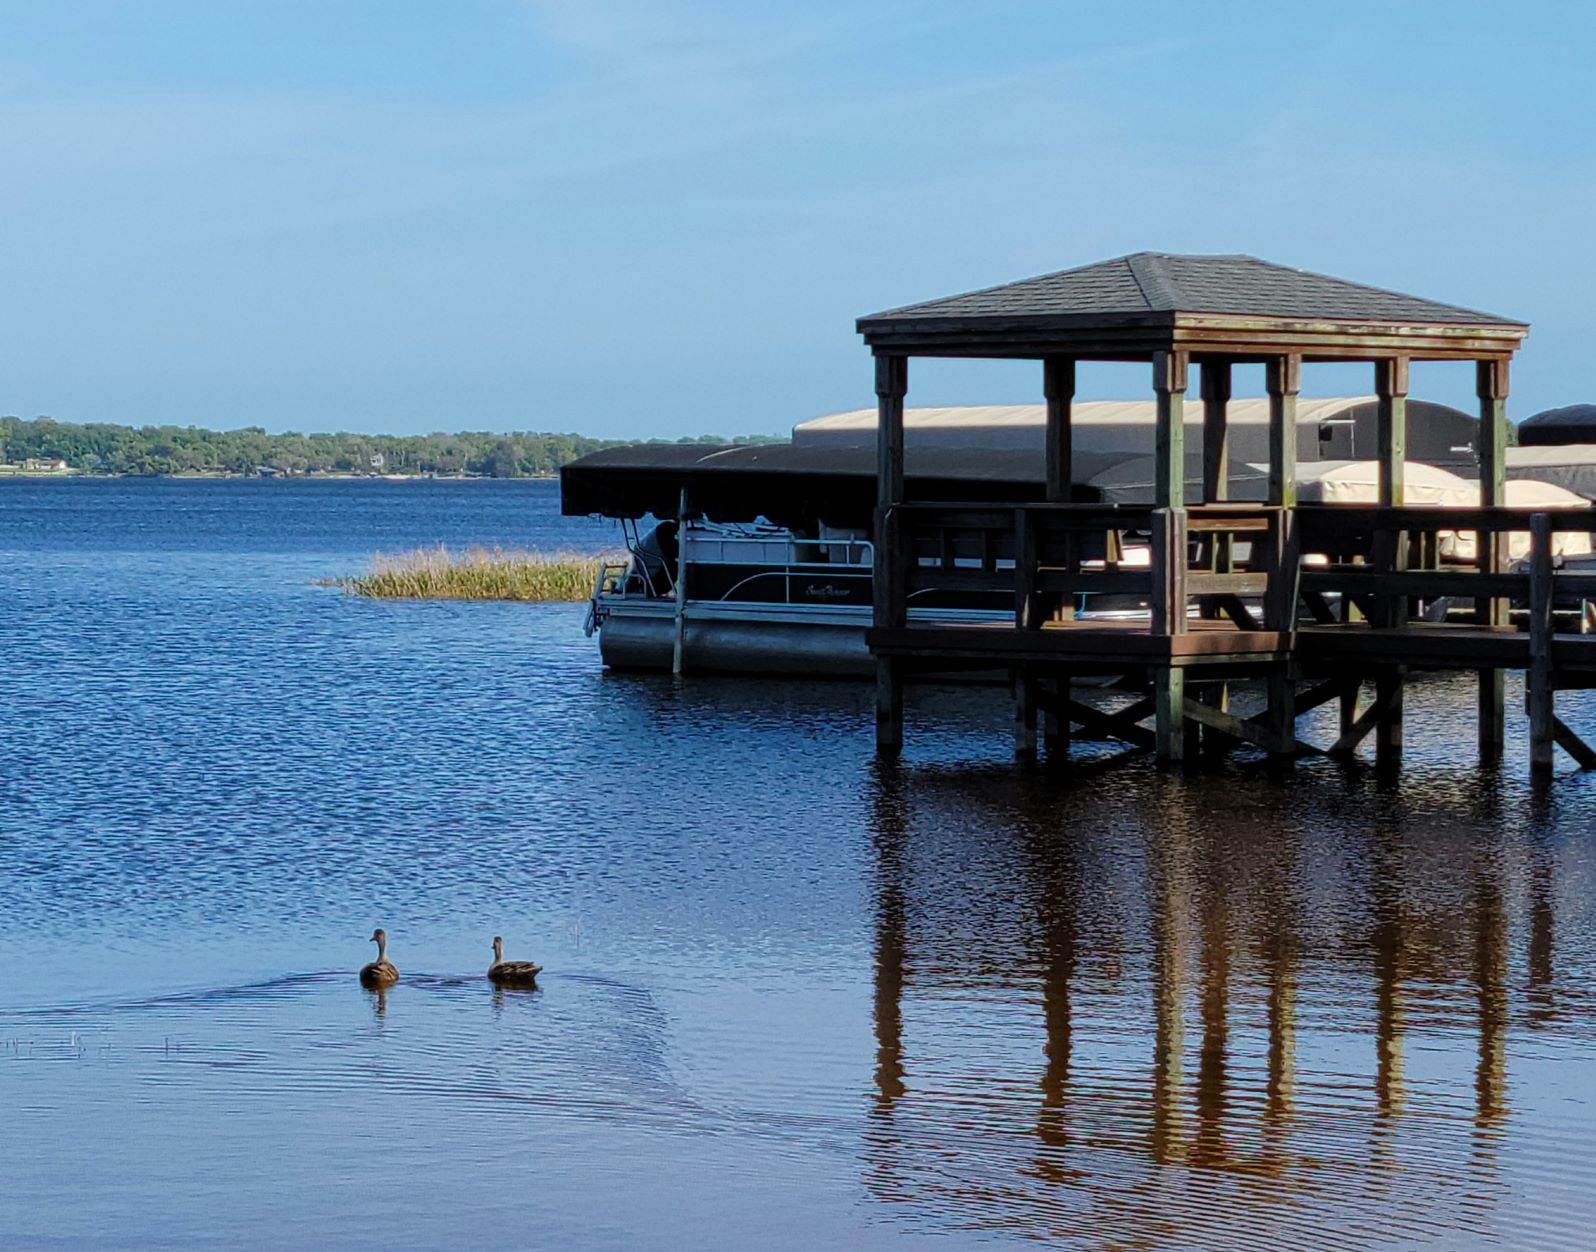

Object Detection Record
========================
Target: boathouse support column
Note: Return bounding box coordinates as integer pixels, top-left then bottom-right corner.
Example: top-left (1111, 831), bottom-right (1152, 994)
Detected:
top-left (1478, 360), bottom-right (1510, 761)
top-left (1200, 359), bottom-right (1234, 657)
top-left (1152, 351), bottom-right (1188, 764)
top-left (1376, 358), bottom-right (1409, 508)
top-left (1265, 356), bottom-right (1301, 759)
top-left (1045, 357), bottom-right (1077, 636)
top-left (874, 354), bottom-right (908, 755)
top-left (1044, 357), bottom-right (1075, 504)
top-left (1266, 355), bottom-right (1300, 509)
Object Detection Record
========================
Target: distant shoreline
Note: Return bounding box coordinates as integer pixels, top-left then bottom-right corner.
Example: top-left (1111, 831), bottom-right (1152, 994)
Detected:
top-left (0, 470), bottom-right (560, 481)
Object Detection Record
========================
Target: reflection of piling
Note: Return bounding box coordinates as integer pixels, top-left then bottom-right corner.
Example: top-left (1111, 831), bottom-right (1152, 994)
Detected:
top-left (1149, 829), bottom-right (1188, 1165)
top-left (1193, 881), bottom-right (1230, 1165)
top-left (1473, 862), bottom-right (1509, 1131)
top-left (1371, 832), bottom-right (1406, 1119)
top-left (1528, 799), bottom-right (1557, 1026)
top-left (870, 763), bottom-right (909, 1109)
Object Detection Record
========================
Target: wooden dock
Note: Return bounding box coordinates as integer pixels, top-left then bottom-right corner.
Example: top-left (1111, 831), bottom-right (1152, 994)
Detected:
top-left (857, 253), bottom-right (1595, 775)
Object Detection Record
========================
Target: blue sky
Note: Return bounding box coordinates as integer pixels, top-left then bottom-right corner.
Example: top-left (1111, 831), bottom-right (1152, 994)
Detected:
top-left (1, 1), bottom-right (1591, 438)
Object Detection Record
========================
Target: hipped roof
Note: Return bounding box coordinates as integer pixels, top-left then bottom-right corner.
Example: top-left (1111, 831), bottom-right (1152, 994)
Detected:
top-left (858, 253), bottom-right (1527, 360)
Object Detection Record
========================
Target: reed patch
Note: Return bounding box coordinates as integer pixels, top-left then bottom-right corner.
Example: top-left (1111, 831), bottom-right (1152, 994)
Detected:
top-left (327, 546), bottom-right (616, 601)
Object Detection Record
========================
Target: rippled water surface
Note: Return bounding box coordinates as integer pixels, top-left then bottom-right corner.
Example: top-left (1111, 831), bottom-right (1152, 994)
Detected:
top-left (3, 478), bottom-right (1595, 1250)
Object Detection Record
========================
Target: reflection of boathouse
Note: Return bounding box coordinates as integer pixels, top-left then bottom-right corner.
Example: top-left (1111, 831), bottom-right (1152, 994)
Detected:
top-left (862, 765), bottom-right (1566, 1245)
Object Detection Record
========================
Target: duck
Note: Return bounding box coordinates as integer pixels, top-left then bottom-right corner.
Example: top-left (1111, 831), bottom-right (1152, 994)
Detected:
top-left (359, 928), bottom-right (400, 988)
top-left (487, 936), bottom-right (542, 987)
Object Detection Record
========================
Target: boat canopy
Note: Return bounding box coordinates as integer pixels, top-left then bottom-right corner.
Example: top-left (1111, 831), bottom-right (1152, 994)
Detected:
top-left (561, 442), bottom-right (1266, 528)
top-left (1504, 445), bottom-right (1596, 500)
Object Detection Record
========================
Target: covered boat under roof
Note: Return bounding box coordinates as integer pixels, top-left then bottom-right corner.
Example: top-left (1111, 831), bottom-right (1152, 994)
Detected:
top-left (559, 441), bottom-right (1270, 528)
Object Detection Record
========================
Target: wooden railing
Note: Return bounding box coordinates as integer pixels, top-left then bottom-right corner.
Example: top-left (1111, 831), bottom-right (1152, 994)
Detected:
top-left (1295, 505), bottom-right (1596, 627)
top-left (876, 503), bottom-right (1596, 639)
top-left (877, 502), bottom-right (1290, 635)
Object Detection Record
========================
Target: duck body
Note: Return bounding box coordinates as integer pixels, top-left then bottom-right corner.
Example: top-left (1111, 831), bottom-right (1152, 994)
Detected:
top-left (488, 936), bottom-right (541, 987)
top-left (360, 928), bottom-right (400, 988)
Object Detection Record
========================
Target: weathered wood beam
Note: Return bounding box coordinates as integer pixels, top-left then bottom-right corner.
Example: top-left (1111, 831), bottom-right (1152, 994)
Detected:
top-left (1328, 697), bottom-right (1385, 757)
top-left (1183, 696), bottom-right (1276, 752)
top-left (1375, 358), bottom-right (1409, 508)
top-left (1201, 359), bottom-right (1232, 506)
top-left (1044, 357), bottom-right (1075, 505)
top-left (1324, 678), bottom-right (1404, 758)
top-left (1063, 696), bottom-right (1157, 748)
top-left (1266, 354), bottom-right (1301, 508)
top-left (1553, 717), bottom-right (1596, 770)
top-left (1153, 350), bottom-right (1188, 510)
top-left (1155, 667), bottom-right (1185, 764)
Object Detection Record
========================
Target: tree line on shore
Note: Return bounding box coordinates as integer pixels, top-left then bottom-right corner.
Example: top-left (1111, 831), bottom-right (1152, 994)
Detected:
top-left (0, 415), bottom-right (779, 477)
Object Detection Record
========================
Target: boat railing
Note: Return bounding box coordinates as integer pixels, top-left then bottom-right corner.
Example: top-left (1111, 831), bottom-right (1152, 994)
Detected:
top-left (683, 532), bottom-right (874, 568)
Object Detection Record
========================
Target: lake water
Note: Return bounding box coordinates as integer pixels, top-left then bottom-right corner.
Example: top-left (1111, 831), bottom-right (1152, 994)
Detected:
top-left (2, 477), bottom-right (1594, 1250)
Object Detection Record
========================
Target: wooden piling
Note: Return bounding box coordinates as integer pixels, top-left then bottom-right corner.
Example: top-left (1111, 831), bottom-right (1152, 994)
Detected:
top-left (873, 354), bottom-right (908, 755)
top-left (1527, 512), bottom-right (1555, 775)
top-left (1478, 360), bottom-right (1510, 761)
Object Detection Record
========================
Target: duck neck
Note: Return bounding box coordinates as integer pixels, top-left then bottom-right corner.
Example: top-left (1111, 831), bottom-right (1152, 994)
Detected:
top-left (375, 935), bottom-right (387, 962)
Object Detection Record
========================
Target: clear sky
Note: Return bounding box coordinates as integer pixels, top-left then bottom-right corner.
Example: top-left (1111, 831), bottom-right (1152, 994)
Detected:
top-left (1, 1), bottom-right (1591, 438)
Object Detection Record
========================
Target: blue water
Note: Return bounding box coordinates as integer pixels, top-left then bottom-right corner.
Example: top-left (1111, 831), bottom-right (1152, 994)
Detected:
top-left (2, 478), bottom-right (1594, 1250)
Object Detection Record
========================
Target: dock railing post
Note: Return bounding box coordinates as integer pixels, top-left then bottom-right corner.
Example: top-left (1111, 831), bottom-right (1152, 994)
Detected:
top-left (1528, 512), bottom-right (1555, 775)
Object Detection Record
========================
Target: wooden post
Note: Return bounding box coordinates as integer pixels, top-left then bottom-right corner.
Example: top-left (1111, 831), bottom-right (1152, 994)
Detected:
top-left (1044, 357), bottom-right (1075, 504)
top-left (1156, 667), bottom-right (1185, 765)
top-left (1201, 360), bottom-right (1233, 612)
top-left (1376, 666), bottom-right (1404, 768)
top-left (1375, 358), bottom-right (1409, 508)
top-left (1201, 359), bottom-right (1232, 506)
top-left (1151, 510), bottom-right (1188, 763)
top-left (1152, 353), bottom-right (1188, 770)
top-left (672, 486), bottom-right (690, 675)
top-left (1528, 512), bottom-right (1555, 776)
top-left (1478, 359), bottom-right (1510, 761)
top-left (874, 354), bottom-right (908, 755)
top-left (1013, 667), bottom-right (1038, 758)
top-left (1153, 351), bottom-right (1188, 510)
top-left (1266, 355), bottom-right (1301, 508)
top-left (1150, 507), bottom-right (1189, 636)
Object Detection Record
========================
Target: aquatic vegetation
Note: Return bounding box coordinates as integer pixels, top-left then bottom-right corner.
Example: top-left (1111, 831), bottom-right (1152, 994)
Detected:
top-left (329, 545), bottom-right (615, 602)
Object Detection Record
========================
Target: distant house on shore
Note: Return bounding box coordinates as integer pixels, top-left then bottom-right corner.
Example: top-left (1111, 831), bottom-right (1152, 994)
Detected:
top-left (13, 457), bottom-right (69, 472)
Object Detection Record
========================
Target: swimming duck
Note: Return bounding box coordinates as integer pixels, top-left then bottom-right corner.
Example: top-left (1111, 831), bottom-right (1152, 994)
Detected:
top-left (487, 936), bottom-right (542, 987)
top-left (359, 928), bottom-right (400, 988)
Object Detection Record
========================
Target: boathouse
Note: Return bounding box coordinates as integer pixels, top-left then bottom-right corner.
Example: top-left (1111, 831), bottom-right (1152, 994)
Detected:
top-left (858, 252), bottom-right (1596, 773)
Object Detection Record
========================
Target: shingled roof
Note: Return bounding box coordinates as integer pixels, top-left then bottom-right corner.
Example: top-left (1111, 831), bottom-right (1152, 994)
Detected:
top-left (864, 253), bottom-right (1521, 327)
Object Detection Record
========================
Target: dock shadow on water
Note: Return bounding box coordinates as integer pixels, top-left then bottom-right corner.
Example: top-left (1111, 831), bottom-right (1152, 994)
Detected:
top-left (858, 754), bottom-right (1595, 1250)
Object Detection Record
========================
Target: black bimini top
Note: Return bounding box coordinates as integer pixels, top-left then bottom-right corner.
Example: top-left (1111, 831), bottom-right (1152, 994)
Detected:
top-left (559, 442), bottom-right (1266, 530)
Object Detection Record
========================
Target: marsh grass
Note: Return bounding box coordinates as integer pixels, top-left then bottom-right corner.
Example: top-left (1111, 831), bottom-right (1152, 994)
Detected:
top-left (327, 546), bottom-right (619, 601)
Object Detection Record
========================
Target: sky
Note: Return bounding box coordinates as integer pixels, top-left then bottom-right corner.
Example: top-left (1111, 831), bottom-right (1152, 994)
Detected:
top-left (0, 0), bottom-right (1592, 439)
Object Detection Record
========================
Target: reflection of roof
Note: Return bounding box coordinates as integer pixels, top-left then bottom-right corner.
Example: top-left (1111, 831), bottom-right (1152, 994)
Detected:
top-left (861, 253), bottom-right (1521, 327)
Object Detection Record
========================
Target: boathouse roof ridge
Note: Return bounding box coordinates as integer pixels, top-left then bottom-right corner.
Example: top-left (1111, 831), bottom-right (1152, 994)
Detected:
top-left (858, 253), bottom-right (1527, 358)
